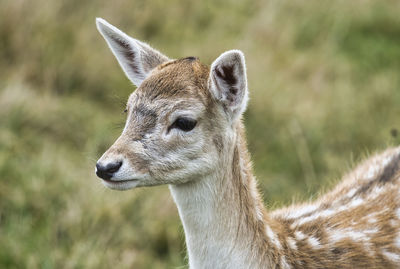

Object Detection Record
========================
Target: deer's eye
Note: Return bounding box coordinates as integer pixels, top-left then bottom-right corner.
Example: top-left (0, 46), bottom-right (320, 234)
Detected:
top-left (170, 117), bottom-right (197, 132)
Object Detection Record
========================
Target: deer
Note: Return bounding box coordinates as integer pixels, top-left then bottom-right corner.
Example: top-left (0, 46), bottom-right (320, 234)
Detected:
top-left (94, 18), bottom-right (400, 269)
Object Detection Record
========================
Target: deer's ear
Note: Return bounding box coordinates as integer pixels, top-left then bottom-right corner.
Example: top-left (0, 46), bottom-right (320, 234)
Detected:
top-left (96, 18), bottom-right (169, 87)
top-left (209, 50), bottom-right (249, 121)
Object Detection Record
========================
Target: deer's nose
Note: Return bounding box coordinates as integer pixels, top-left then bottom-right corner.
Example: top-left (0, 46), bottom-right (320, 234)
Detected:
top-left (96, 161), bottom-right (123, 180)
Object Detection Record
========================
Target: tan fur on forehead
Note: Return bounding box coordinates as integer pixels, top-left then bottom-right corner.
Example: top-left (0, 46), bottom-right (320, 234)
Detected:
top-left (136, 57), bottom-right (211, 101)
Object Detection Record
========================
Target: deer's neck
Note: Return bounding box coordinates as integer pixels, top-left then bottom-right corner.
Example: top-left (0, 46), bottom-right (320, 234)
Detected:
top-left (169, 122), bottom-right (280, 269)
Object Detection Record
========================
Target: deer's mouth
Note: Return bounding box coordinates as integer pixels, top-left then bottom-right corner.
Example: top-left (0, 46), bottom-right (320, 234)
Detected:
top-left (101, 178), bottom-right (140, 190)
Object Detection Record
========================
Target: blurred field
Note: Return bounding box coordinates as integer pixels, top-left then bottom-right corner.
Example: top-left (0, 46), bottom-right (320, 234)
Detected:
top-left (1, 0), bottom-right (400, 268)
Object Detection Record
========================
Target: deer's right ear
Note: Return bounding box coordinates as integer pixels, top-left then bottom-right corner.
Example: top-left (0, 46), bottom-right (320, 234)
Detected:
top-left (209, 50), bottom-right (249, 122)
top-left (96, 18), bottom-right (169, 87)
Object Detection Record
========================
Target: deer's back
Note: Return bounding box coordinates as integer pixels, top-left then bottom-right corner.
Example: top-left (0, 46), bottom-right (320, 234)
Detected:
top-left (270, 147), bottom-right (400, 268)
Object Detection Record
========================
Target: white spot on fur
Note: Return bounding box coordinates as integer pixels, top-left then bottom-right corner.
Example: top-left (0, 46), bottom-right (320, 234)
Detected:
top-left (286, 204), bottom-right (319, 219)
top-left (346, 188), bottom-right (356, 198)
top-left (307, 236), bottom-right (321, 249)
top-left (265, 225), bottom-right (282, 249)
top-left (394, 233), bottom-right (400, 248)
top-left (327, 228), bottom-right (376, 255)
top-left (329, 229), bottom-right (363, 243)
top-left (364, 228), bottom-right (379, 234)
top-left (255, 207), bottom-right (263, 220)
top-left (348, 197), bottom-right (364, 208)
top-left (292, 197), bottom-right (366, 228)
top-left (366, 165), bottom-right (379, 179)
top-left (346, 230), bottom-right (369, 241)
top-left (382, 156), bottom-right (394, 168)
top-left (287, 237), bottom-right (297, 250)
top-left (294, 231), bottom-right (307, 241)
top-left (293, 214), bottom-right (320, 227)
top-left (369, 186), bottom-right (385, 200)
top-left (328, 228), bottom-right (377, 244)
top-left (382, 250), bottom-right (400, 263)
top-left (280, 256), bottom-right (291, 269)
top-left (395, 208), bottom-right (400, 219)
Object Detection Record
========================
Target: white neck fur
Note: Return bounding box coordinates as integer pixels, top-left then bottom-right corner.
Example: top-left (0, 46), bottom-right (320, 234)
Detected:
top-left (169, 124), bottom-right (274, 269)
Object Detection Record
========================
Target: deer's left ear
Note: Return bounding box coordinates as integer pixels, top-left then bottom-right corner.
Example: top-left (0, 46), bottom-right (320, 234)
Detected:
top-left (96, 18), bottom-right (169, 87)
top-left (209, 50), bottom-right (249, 121)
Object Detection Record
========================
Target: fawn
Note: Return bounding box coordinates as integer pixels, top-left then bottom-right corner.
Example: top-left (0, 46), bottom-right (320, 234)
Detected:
top-left (95, 18), bottom-right (400, 269)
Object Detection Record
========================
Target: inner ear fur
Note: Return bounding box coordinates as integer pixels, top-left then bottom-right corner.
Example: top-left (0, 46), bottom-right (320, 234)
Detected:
top-left (209, 50), bottom-right (249, 121)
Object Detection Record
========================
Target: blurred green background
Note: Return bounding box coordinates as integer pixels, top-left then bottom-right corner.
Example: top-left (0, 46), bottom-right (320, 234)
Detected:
top-left (1, 0), bottom-right (400, 268)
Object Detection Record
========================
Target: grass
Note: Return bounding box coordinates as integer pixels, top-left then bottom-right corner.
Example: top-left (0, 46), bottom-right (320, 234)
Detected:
top-left (1, 0), bottom-right (400, 267)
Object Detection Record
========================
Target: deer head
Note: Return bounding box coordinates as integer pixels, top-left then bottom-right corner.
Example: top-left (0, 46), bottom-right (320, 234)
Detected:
top-left (95, 18), bottom-right (249, 190)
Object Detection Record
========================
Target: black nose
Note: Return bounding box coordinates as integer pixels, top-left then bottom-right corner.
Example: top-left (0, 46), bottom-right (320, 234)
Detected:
top-left (96, 161), bottom-right (123, 180)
